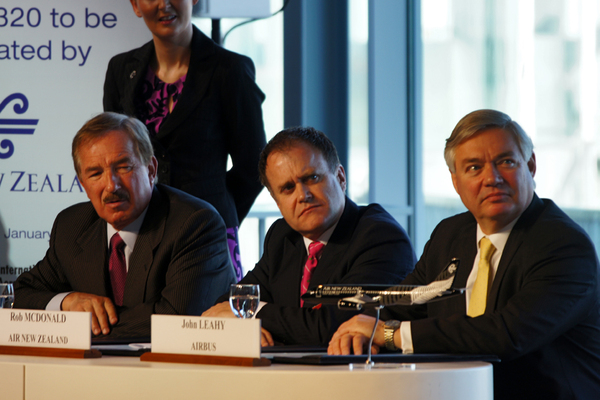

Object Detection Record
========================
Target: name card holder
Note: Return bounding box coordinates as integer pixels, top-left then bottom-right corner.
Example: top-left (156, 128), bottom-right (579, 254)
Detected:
top-left (0, 309), bottom-right (100, 359)
top-left (140, 352), bottom-right (270, 367)
top-left (140, 315), bottom-right (270, 367)
top-left (0, 345), bottom-right (101, 359)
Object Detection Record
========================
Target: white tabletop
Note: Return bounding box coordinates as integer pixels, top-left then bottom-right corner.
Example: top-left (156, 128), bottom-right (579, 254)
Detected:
top-left (0, 354), bottom-right (493, 400)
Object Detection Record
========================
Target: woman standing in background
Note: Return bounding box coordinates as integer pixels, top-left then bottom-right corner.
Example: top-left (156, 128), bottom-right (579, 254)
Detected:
top-left (103, 0), bottom-right (266, 280)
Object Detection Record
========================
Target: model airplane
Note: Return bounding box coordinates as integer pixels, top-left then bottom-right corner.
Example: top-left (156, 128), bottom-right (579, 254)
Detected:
top-left (302, 259), bottom-right (463, 310)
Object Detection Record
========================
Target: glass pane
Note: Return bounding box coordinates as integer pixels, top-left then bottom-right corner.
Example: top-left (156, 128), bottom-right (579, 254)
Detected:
top-left (349, 0), bottom-right (370, 203)
top-left (193, 1), bottom-right (284, 272)
top-left (422, 0), bottom-right (600, 248)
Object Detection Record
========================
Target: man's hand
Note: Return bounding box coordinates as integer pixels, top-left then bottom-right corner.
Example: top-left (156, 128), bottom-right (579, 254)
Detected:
top-left (328, 314), bottom-right (386, 355)
top-left (61, 292), bottom-right (118, 336)
top-left (261, 328), bottom-right (274, 347)
top-left (203, 303), bottom-right (274, 346)
top-left (201, 301), bottom-right (236, 318)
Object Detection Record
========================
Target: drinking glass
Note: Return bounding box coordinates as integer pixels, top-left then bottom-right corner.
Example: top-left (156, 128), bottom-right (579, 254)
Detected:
top-left (229, 284), bottom-right (260, 319)
top-left (0, 283), bottom-right (14, 308)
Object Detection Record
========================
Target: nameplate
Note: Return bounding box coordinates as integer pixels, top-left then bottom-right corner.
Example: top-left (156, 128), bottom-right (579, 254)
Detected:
top-left (0, 309), bottom-right (91, 350)
top-left (151, 315), bottom-right (261, 358)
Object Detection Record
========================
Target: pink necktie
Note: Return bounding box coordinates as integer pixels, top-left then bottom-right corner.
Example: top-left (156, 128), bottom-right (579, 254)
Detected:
top-left (300, 241), bottom-right (325, 306)
top-left (109, 233), bottom-right (127, 306)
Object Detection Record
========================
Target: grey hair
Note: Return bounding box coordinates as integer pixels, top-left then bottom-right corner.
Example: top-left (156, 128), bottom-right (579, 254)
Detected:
top-left (72, 112), bottom-right (154, 176)
top-left (444, 109), bottom-right (534, 173)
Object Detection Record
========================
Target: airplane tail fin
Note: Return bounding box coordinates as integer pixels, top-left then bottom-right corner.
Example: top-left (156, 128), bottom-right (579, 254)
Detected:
top-left (432, 257), bottom-right (460, 283)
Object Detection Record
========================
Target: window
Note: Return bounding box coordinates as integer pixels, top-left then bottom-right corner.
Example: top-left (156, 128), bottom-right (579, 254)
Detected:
top-left (349, 0), bottom-right (370, 203)
top-left (194, 2), bottom-right (284, 272)
top-left (422, 0), bottom-right (600, 247)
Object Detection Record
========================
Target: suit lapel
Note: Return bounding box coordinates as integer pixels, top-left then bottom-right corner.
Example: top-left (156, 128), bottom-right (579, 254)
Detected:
top-left (442, 220), bottom-right (478, 314)
top-left (120, 41), bottom-right (154, 116)
top-left (310, 197), bottom-right (358, 285)
top-left (74, 218), bottom-right (109, 296)
top-left (487, 194), bottom-right (543, 308)
top-left (281, 232), bottom-right (307, 307)
top-left (155, 27), bottom-right (219, 140)
top-left (454, 225), bottom-right (478, 289)
top-left (123, 187), bottom-right (167, 306)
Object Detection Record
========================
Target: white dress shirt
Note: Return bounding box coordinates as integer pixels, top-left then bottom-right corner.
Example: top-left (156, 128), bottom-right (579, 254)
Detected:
top-left (254, 219), bottom-right (340, 316)
top-left (46, 207), bottom-right (148, 310)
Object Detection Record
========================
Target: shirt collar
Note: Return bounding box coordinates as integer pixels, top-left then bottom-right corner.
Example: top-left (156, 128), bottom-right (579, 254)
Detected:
top-left (476, 216), bottom-right (519, 255)
top-left (302, 218), bottom-right (340, 254)
top-left (106, 206), bottom-right (149, 251)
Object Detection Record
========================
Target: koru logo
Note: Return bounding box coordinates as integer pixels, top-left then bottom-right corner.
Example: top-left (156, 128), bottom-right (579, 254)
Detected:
top-left (447, 263), bottom-right (457, 274)
top-left (0, 93), bottom-right (39, 159)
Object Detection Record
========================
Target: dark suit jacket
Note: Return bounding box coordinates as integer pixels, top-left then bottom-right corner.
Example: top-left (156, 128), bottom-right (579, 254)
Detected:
top-left (103, 26), bottom-right (266, 228)
top-left (383, 194), bottom-right (600, 400)
top-left (14, 184), bottom-right (236, 338)
top-left (222, 197), bottom-right (416, 345)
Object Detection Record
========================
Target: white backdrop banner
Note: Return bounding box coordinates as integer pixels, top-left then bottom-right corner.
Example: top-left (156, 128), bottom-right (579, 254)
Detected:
top-left (0, 1), bottom-right (151, 283)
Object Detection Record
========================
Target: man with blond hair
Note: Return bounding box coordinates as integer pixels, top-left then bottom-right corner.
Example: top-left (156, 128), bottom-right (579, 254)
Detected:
top-left (329, 109), bottom-right (600, 400)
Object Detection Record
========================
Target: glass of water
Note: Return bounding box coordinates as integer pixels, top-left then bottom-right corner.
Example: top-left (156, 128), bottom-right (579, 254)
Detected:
top-left (0, 283), bottom-right (14, 308)
top-left (229, 284), bottom-right (260, 319)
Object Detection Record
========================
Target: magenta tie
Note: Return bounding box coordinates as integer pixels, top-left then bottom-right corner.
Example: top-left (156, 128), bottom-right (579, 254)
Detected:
top-left (109, 233), bottom-right (127, 306)
top-left (300, 241), bottom-right (325, 306)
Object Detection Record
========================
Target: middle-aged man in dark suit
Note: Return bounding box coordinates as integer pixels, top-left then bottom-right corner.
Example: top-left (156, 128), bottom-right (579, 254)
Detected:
top-left (14, 112), bottom-right (235, 338)
top-left (328, 109), bottom-right (600, 400)
top-left (203, 126), bottom-right (416, 346)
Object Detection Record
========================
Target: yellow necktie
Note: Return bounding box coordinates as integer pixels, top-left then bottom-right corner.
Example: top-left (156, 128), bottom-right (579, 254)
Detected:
top-left (468, 237), bottom-right (496, 317)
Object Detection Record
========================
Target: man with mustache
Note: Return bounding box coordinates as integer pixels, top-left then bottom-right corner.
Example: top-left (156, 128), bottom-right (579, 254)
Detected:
top-left (14, 112), bottom-right (235, 338)
top-left (203, 126), bottom-right (416, 346)
top-left (328, 109), bottom-right (600, 400)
